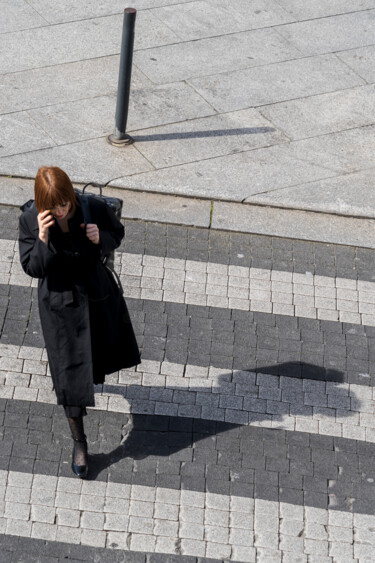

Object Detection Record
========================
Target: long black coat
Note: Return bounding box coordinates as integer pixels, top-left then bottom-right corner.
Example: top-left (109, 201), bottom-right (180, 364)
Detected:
top-left (19, 194), bottom-right (140, 407)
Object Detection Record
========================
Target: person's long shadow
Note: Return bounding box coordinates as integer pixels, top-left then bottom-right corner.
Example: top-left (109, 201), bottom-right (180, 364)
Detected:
top-left (87, 361), bottom-right (354, 482)
top-left (132, 127), bottom-right (275, 143)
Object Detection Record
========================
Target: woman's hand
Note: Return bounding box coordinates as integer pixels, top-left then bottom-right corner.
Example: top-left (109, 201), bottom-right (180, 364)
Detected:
top-left (38, 210), bottom-right (55, 244)
top-left (81, 223), bottom-right (100, 245)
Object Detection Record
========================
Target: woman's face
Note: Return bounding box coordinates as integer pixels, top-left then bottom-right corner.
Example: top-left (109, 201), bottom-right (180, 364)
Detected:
top-left (50, 201), bottom-right (71, 220)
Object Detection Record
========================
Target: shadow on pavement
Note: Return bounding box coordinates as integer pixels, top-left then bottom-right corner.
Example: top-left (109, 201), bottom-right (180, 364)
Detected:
top-left (132, 127), bottom-right (275, 142)
top-left (84, 361), bottom-right (372, 515)
top-left (254, 361), bottom-right (346, 382)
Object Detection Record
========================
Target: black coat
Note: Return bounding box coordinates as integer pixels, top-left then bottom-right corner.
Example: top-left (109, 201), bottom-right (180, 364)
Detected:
top-left (18, 194), bottom-right (140, 407)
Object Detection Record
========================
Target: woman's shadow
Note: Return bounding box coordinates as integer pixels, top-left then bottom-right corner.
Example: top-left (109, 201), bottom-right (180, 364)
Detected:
top-left (86, 361), bottom-right (356, 481)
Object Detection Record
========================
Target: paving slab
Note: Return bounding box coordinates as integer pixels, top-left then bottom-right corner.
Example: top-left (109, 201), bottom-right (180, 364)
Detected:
top-left (0, 12), bottom-right (181, 75)
top-left (26, 0), bottom-right (194, 24)
top-left (275, 0), bottom-right (375, 19)
top-left (337, 45), bottom-right (375, 83)
top-left (130, 109), bottom-right (287, 168)
top-left (211, 201), bottom-right (375, 248)
top-left (26, 96), bottom-right (117, 146)
top-left (0, 177), bottom-right (34, 206)
top-left (0, 138), bottom-right (153, 184)
top-left (246, 169), bottom-right (375, 218)
top-left (272, 124), bottom-right (375, 175)
top-left (1, 0), bottom-right (48, 33)
top-left (134, 28), bottom-right (302, 84)
top-left (0, 113), bottom-right (55, 158)
top-left (112, 190), bottom-right (212, 227)
top-left (148, 0), bottom-right (295, 41)
top-left (188, 54), bottom-right (364, 113)
top-left (260, 84), bottom-right (375, 140)
top-left (276, 10), bottom-right (375, 56)
top-left (0, 57), bottom-right (151, 116)
top-left (27, 84), bottom-right (215, 146)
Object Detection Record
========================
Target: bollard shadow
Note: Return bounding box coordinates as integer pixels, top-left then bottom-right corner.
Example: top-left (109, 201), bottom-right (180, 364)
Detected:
top-left (87, 361), bottom-right (355, 483)
top-left (131, 126), bottom-right (275, 142)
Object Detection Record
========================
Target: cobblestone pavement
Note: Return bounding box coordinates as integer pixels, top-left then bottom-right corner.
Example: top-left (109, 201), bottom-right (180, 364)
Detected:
top-left (1, 205), bottom-right (375, 561)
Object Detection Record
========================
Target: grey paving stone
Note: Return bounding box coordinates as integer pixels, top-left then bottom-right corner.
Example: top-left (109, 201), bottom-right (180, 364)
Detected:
top-left (188, 53), bottom-right (363, 114)
top-left (135, 27), bottom-right (300, 84)
top-left (338, 45), bottom-right (375, 83)
top-left (1, 54), bottom-right (131, 112)
top-left (0, 13), bottom-right (181, 75)
top-left (276, 0), bottom-right (375, 19)
top-left (252, 167), bottom-right (375, 220)
top-left (150, 0), bottom-right (294, 41)
top-left (1, 0), bottom-right (47, 33)
top-left (121, 191), bottom-right (211, 228)
top-left (26, 0), bottom-right (193, 24)
top-left (277, 10), bottom-right (375, 56)
top-left (213, 199), bottom-right (375, 249)
top-left (0, 112), bottom-right (55, 158)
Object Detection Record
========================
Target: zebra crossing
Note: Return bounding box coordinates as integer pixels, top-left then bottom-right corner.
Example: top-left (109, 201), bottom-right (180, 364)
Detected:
top-left (1, 204), bottom-right (375, 561)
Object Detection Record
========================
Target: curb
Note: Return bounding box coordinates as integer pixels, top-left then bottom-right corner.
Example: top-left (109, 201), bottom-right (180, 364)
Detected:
top-left (1, 175), bottom-right (374, 249)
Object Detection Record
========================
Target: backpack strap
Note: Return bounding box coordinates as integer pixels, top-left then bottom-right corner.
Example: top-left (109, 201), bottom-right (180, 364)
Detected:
top-left (20, 199), bottom-right (36, 212)
top-left (105, 264), bottom-right (124, 295)
top-left (80, 194), bottom-right (91, 226)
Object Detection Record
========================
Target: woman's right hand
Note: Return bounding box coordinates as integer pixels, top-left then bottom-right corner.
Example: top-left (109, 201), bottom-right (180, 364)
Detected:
top-left (38, 210), bottom-right (55, 244)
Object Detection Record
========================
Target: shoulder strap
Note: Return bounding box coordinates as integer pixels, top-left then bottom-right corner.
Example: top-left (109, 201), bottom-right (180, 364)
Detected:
top-left (105, 264), bottom-right (124, 295)
top-left (80, 194), bottom-right (91, 226)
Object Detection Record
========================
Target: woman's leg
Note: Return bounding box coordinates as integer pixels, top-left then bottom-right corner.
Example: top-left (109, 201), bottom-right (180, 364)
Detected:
top-left (64, 407), bottom-right (88, 476)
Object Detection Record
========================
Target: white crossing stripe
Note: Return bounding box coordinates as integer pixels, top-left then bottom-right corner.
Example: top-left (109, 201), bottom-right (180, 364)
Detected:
top-left (2, 238), bottom-right (375, 326)
top-left (0, 469), bottom-right (370, 561)
top-left (0, 344), bottom-right (374, 443)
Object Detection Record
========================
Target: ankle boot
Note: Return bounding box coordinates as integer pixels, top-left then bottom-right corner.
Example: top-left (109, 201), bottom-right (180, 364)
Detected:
top-left (71, 434), bottom-right (88, 479)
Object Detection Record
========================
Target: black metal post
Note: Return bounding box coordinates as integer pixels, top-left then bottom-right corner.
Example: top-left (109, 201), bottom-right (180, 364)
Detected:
top-left (107, 8), bottom-right (136, 146)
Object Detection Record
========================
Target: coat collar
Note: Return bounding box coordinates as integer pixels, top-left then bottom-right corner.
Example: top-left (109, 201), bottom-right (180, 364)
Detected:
top-left (20, 201), bottom-right (39, 231)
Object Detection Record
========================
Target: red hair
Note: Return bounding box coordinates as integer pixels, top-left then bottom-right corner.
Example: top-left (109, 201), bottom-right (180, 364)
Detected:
top-left (34, 166), bottom-right (77, 213)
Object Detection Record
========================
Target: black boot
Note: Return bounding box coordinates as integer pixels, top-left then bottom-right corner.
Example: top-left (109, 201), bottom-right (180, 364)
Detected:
top-left (67, 416), bottom-right (88, 479)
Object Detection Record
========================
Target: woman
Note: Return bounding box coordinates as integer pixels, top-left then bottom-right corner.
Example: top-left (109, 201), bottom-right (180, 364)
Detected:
top-left (19, 166), bottom-right (140, 478)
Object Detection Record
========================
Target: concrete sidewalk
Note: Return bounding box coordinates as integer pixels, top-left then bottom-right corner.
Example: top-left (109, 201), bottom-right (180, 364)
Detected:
top-left (1, 0), bottom-right (375, 218)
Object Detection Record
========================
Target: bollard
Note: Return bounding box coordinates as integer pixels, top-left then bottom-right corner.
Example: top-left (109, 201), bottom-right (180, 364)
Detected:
top-left (107, 8), bottom-right (137, 146)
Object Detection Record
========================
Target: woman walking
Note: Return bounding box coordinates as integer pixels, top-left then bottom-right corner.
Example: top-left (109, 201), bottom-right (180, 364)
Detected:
top-left (19, 166), bottom-right (140, 478)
